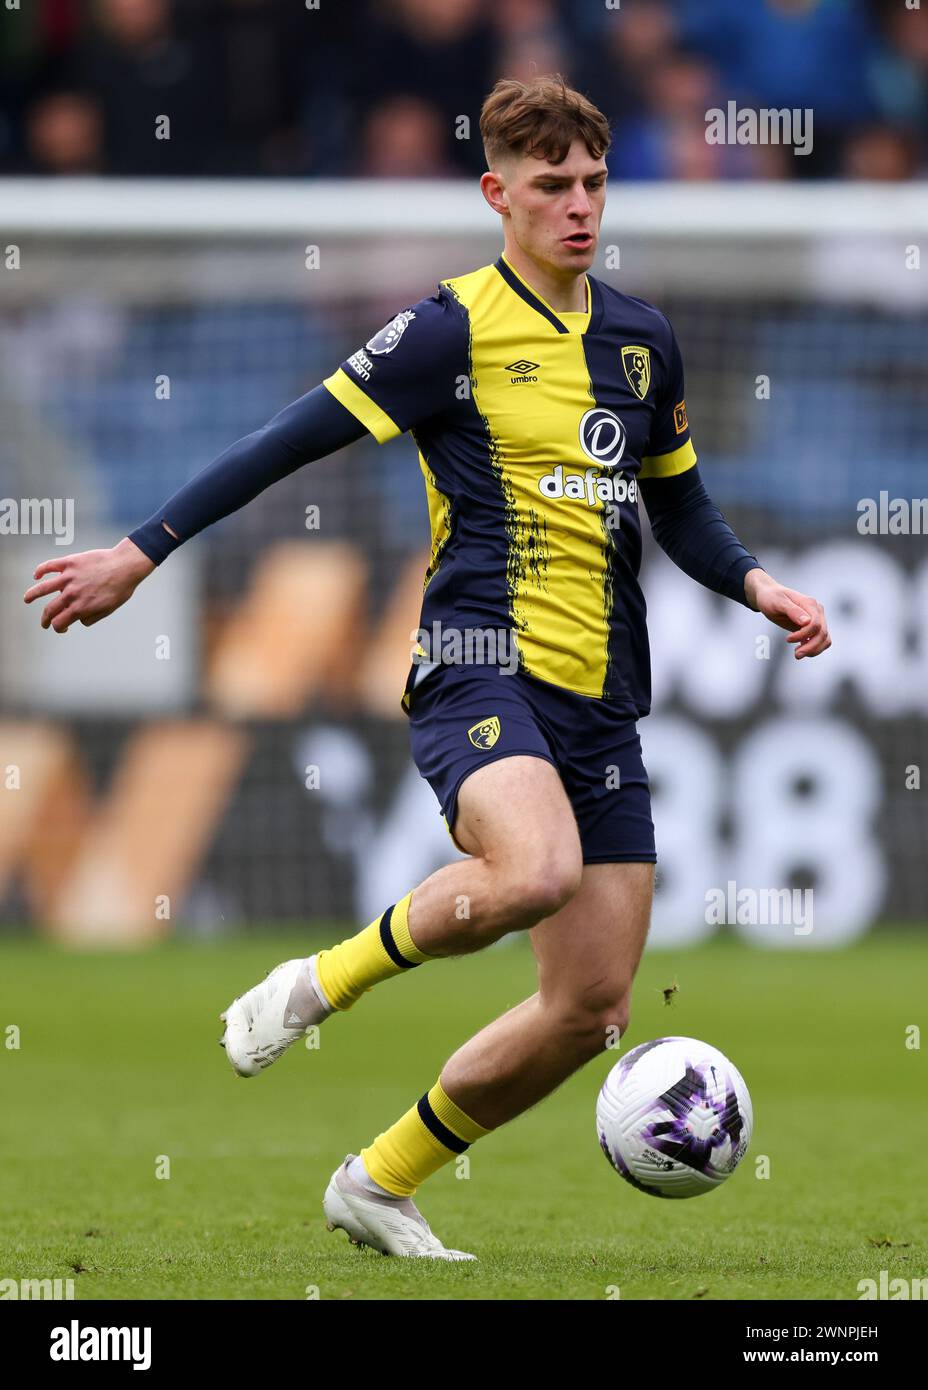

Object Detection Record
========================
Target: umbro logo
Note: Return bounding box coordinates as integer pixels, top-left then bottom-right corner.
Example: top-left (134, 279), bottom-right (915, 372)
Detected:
top-left (506, 359), bottom-right (540, 382)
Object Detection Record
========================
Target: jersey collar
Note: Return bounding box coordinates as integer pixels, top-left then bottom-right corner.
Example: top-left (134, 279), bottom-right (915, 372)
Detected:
top-left (494, 254), bottom-right (602, 336)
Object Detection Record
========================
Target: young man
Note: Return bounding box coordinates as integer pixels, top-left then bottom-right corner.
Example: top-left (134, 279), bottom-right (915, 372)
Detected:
top-left (24, 76), bottom-right (830, 1260)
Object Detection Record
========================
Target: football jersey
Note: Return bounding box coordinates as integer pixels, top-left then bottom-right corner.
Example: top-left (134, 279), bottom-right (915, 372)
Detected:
top-left (322, 254), bottom-right (697, 716)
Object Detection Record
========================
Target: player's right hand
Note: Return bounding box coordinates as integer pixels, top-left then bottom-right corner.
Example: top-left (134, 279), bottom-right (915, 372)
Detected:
top-left (23, 537), bottom-right (156, 633)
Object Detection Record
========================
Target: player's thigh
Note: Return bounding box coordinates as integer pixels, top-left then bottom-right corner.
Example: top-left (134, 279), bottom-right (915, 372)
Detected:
top-left (530, 861), bottom-right (655, 1019)
top-left (407, 662), bottom-right (581, 879)
top-left (453, 754), bottom-right (583, 885)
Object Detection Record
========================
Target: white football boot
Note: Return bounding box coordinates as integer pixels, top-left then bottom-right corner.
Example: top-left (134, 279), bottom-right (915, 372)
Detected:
top-left (323, 1154), bottom-right (476, 1260)
top-left (220, 955), bottom-right (331, 1077)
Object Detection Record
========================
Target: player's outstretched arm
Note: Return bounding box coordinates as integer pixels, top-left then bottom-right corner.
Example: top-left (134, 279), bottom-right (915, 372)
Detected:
top-left (23, 384), bottom-right (367, 633)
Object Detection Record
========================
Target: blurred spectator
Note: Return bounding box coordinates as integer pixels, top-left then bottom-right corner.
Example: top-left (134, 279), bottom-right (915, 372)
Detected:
top-left (351, 0), bottom-right (496, 176)
top-left (677, 0), bottom-right (878, 124)
top-left (842, 124), bottom-right (921, 181)
top-left (608, 52), bottom-right (781, 181)
top-left (676, 0), bottom-right (883, 177)
top-left (0, 0), bottom-right (924, 180)
top-left (72, 0), bottom-right (223, 174)
top-left (208, 0), bottom-right (306, 175)
top-left (868, 0), bottom-right (928, 134)
top-left (491, 0), bottom-right (571, 89)
top-left (356, 94), bottom-right (460, 178)
top-left (288, 0), bottom-right (363, 176)
top-left (25, 88), bottom-right (105, 174)
top-left (575, 0), bottom-right (680, 132)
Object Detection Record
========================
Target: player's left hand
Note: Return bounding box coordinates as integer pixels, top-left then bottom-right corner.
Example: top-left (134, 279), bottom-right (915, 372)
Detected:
top-left (743, 569), bottom-right (831, 659)
top-left (23, 537), bottom-right (155, 633)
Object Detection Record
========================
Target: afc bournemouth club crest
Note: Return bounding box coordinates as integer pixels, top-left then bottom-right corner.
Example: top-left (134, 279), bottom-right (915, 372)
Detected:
top-left (621, 345), bottom-right (651, 400)
top-left (468, 716), bottom-right (500, 749)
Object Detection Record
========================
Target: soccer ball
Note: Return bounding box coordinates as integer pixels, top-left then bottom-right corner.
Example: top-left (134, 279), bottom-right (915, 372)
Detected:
top-left (597, 1036), bottom-right (752, 1198)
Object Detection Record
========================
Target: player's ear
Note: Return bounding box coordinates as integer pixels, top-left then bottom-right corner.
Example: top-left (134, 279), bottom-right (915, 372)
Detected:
top-left (480, 170), bottom-right (508, 216)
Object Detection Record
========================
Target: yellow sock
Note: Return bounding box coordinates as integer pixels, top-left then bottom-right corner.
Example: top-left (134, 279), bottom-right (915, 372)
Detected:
top-left (360, 1079), bottom-right (492, 1197)
top-left (315, 891), bottom-right (431, 1011)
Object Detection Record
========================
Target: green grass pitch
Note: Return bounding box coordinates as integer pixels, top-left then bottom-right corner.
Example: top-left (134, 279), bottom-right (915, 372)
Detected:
top-left (0, 929), bottom-right (924, 1300)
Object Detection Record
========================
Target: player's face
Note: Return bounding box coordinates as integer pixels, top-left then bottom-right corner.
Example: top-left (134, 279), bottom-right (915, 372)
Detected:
top-left (504, 140), bottom-right (607, 277)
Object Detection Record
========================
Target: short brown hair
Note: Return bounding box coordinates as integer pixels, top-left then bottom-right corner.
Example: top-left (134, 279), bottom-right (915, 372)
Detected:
top-left (479, 74), bottom-right (611, 170)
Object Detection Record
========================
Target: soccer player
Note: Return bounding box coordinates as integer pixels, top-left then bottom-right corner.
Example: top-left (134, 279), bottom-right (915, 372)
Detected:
top-left (24, 76), bottom-right (831, 1260)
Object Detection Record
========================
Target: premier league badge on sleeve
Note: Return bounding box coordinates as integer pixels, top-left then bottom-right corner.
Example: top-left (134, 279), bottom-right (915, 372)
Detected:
top-left (366, 309), bottom-right (416, 355)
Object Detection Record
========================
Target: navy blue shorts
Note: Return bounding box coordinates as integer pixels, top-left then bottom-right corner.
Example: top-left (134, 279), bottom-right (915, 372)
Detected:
top-left (406, 663), bottom-right (656, 864)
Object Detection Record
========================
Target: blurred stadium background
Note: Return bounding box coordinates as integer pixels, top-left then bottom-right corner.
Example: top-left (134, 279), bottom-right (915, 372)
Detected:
top-left (1, 0), bottom-right (926, 952)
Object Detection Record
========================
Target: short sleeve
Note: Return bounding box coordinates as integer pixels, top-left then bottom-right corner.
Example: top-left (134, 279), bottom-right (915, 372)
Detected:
top-left (639, 319), bottom-right (697, 480)
top-left (322, 287), bottom-right (467, 443)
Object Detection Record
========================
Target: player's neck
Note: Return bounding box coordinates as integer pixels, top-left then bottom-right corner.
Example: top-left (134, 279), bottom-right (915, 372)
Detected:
top-left (500, 244), bottom-right (588, 314)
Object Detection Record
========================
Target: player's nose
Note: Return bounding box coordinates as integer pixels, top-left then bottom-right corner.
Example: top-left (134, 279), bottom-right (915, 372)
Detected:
top-left (566, 185), bottom-right (594, 217)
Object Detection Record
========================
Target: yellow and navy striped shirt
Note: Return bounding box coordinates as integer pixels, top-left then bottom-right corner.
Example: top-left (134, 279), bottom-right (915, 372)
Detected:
top-left (324, 255), bottom-right (698, 714)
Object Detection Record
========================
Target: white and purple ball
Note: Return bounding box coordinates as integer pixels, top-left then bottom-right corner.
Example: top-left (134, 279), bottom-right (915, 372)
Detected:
top-left (597, 1036), bottom-right (753, 1198)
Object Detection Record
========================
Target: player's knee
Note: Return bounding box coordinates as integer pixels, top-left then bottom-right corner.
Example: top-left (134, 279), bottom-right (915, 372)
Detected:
top-left (496, 854), bottom-right (583, 926)
top-left (556, 990), bottom-right (631, 1062)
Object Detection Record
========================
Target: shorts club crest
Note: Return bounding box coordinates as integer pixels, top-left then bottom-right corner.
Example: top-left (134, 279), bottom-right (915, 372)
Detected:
top-left (467, 716), bottom-right (501, 749)
top-left (409, 663), bottom-right (656, 864)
